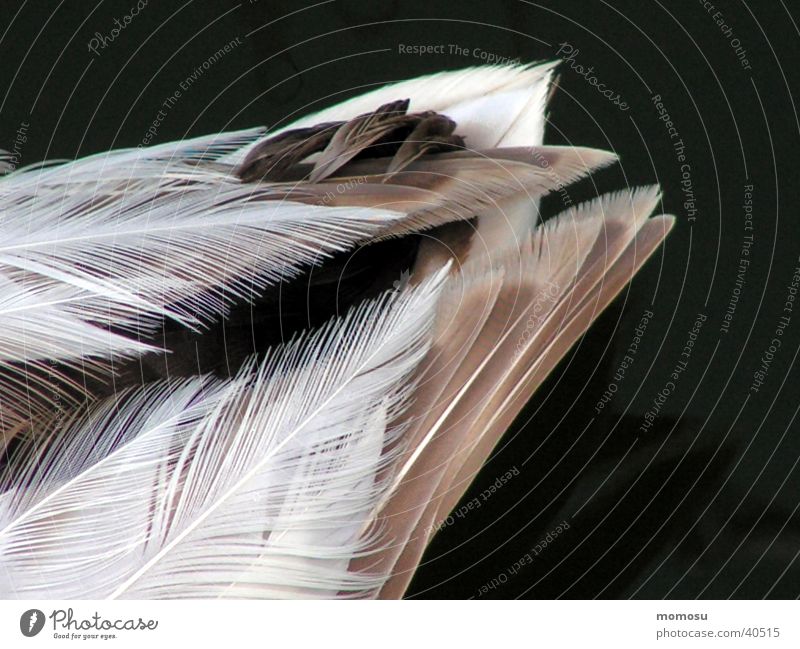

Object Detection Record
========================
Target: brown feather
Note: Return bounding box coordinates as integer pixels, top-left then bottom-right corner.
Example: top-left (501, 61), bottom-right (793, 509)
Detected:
top-left (363, 193), bottom-right (673, 598)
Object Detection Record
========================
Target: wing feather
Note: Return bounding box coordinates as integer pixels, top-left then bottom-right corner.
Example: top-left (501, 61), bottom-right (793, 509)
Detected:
top-left (365, 189), bottom-right (671, 597)
top-left (0, 61), bottom-right (678, 601)
top-left (0, 272), bottom-right (447, 599)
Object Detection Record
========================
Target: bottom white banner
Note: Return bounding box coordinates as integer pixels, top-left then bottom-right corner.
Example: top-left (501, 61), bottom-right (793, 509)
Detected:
top-left (0, 600), bottom-right (795, 647)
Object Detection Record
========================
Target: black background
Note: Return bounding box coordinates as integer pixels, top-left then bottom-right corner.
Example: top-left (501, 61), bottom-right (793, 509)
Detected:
top-left (1, 0), bottom-right (798, 598)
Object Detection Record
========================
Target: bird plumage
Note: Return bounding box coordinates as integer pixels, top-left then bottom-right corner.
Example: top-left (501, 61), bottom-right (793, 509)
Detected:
top-left (0, 62), bottom-right (674, 598)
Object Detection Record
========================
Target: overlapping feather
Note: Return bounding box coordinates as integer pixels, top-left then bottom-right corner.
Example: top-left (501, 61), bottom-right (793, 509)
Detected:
top-left (0, 271), bottom-right (447, 598)
top-left (0, 131), bottom-right (413, 433)
top-left (0, 62), bottom-right (675, 599)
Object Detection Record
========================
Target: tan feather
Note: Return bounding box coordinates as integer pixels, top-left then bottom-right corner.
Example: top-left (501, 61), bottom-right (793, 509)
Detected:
top-left (364, 190), bottom-right (674, 598)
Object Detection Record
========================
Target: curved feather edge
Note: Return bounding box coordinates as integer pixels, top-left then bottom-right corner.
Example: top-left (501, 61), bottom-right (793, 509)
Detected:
top-left (0, 186), bottom-right (407, 441)
top-left (0, 127), bottom-right (265, 195)
top-left (366, 188), bottom-right (671, 598)
top-left (0, 268), bottom-right (448, 599)
top-left (223, 63), bottom-right (557, 165)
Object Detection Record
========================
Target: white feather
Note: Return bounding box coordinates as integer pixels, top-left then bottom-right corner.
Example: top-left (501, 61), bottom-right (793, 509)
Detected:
top-left (225, 63), bottom-right (556, 165)
top-left (441, 84), bottom-right (550, 149)
top-left (0, 139), bottom-right (407, 431)
top-left (0, 272), bottom-right (447, 599)
top-left (0, 127), bottom-right (264, 196)
top-left (0, 272), bottom-right (154, 364)
top-left (0, 185), bottom-right (405, 355)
